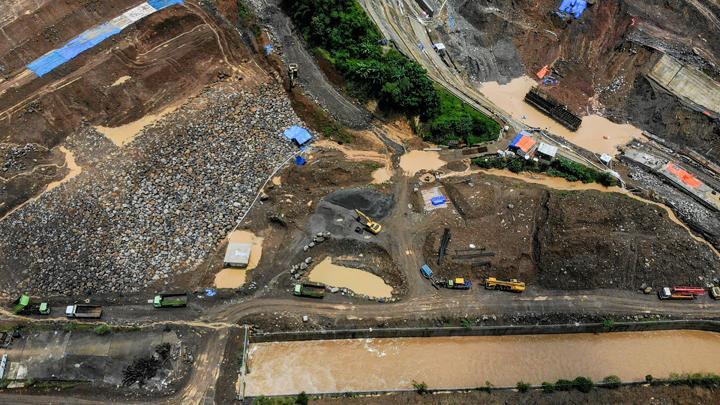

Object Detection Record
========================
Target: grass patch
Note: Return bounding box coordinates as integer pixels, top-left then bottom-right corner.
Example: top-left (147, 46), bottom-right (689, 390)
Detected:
top-left (473, 155), bottom-right (618, 187)
top-left (93, 324), bottom-right (111, 336)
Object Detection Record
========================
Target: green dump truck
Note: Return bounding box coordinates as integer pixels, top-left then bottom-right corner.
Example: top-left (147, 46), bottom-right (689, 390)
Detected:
top-left (12, 295), bottom-right (50, 315)
top-left (293, 283), bottom-right (325, 298)
top-left (153, 293), bottom-right (188, 308)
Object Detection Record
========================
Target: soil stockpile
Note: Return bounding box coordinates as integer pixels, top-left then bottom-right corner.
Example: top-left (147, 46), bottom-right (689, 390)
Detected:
top-left (434, 174), bottom-right (720, 290)
top-left (537, 191), bottom-right (720, 290)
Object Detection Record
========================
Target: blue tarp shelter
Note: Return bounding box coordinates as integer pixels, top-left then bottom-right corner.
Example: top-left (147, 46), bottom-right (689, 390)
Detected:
top-left (559, 0), bottom-right (587, 19)
top-left (148, 0), bottom-right (184, 10)
top-left (283, 126), bottom-right (313, 146)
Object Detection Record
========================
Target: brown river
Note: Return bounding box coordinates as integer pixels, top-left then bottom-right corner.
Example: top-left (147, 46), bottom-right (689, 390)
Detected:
top-left (245, 330), bottom-right (720, 395)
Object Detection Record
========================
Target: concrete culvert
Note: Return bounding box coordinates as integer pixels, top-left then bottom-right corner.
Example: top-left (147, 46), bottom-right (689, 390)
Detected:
top-left (324, 188), bottom-right (394, 219)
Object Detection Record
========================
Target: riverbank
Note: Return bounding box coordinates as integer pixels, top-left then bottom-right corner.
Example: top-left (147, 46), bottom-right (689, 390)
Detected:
top-left (311, 384), bottom-right (718, 405)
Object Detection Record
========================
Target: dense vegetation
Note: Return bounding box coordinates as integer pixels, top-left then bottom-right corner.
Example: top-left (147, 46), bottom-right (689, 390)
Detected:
top-left (474, 155), bottom-right (618, 187)
top-left (285, 0), bottom-right (499, 144)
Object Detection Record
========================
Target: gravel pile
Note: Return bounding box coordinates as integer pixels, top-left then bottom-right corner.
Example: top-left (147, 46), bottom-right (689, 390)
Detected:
top-left (0, 82), bottom-right (300, 295)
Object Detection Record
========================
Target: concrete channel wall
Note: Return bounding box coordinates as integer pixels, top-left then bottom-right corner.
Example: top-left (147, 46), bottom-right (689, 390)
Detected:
top-left (648, 54), bottom-right (720, 114)
top-left (250, 320), bottom-right (720, 343)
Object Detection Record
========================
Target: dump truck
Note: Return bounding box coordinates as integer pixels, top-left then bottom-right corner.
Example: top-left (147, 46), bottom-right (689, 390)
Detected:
top-left (657, 287), bottom-right (696, 300)
top-left (293, 283), bottom-right (325, 298)
top-left (12, 295), bottom-right (50, 315)
top-left (711, 286), bottom-right (720, 300)
top-left (420, 264), bottom-right (433, 279)
top-left (446, 278), bottom-right (472, 290)
top-left (153, 293), bottom-right (188, 308)
top-left (65, 305), bottom-right (103, 319)
top-left (355, 209), bottom-right (382, 234)
top-left (484, 277), bottom-right (526, 293)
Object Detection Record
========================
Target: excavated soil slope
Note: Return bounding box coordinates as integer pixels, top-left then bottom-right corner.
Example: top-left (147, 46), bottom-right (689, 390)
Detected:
top-left (434, 173), bottom-right (719, 290)
top-left (0, 0), bottom-right (250, 217)
top-left (447, 0), bottom-right (720, 162)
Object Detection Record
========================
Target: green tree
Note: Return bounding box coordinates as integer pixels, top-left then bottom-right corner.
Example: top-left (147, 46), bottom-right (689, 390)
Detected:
top-left (573, 376), bottom-right (594, 393)
top-left (295, 391), bottom-right (309, 405)
top-left (602, 375), bottom-right (621, 389)
top-left (541, 381), bottom-right (555, 393)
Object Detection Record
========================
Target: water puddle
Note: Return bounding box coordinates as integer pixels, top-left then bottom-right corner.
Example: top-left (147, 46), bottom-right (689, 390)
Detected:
top-left (46, 146), bottom-right (82, 192)
top-left (399, 150), bottom-right (446, 176)
top-left (95, 105), bottom-right (177, 147)
top-left (245, 330), bottom-right (720, 395)
top-left (214, 230), bottom-right (264, 289)
top-left (111, 75), bottom-right (131, 87)
top-left (479, 76), bottom-right (645, 156)
top-left (214, 269), bottom-right (247, 289)
top-left (308, 257), bottom-right (393, 298)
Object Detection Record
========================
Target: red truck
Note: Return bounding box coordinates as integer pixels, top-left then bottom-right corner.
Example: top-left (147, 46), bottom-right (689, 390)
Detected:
top-left (657, 287), bottom-right (698, 300)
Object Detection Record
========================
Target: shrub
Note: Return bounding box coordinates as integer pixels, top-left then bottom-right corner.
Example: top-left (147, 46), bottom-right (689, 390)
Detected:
top-left (602, 319), bottom-right (615, 329)
top-left (555, 379), bottom-right (573, 391)
top-left (295, 391), bottom-right (309, 405)
top-left (412, 380), bottom-right (428, 394)
top-left (478, 381), bottom-right (493, 393)
top-left (516, 381), bottom-right (531, 392)
top-left (645, 374), bottom-right (654, 383)
top-left (460, 318), bottom-right (473, 329)
top-left (541, 381), bottom-right (555, 393)
top-left (602, 375), bottom-right (621, 389)
top-left (93, 324), bottom-right (111, 336)
top-left (573, 376), bottom-right (594, 393)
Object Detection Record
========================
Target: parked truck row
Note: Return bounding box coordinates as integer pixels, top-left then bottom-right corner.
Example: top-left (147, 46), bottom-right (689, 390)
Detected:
top-left (11, 292), bottom-right (190, 320)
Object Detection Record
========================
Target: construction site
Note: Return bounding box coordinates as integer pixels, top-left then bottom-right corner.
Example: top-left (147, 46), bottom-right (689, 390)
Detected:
top-left (0, 0), bottom-right (719, 403)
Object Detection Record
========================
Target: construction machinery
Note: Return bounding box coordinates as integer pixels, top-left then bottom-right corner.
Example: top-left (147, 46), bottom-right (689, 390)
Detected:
top-left (153, 293), bottom-right (188, 308)
top-left (657, 287), bottom-right (696, 300)
top-left (484, 277), bottom-right (526, 293)
top-left (12, 295), bottom-right (50, 315)
top-left (445, 278), bottom-right (472, 290)
top-left (420, 264), bottom-right (433, 279)
top-left (355, 209), bottom-right (382, 234)
top-left (288, 63), bottom-right (298, 88)
top-left (293, 283), bottom-right (325, 298)
top-left (65, 304), bottom-right (103, 319)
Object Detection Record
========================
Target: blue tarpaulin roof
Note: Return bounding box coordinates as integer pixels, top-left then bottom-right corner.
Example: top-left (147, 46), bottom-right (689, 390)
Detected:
top-left (27, 1), bottom-right (184, 77)
top-left (559, 0), bottom-right (587, 19)
top-left (283, 126), bottom-right (313, 146)
top-left (148, 0), bottom-right (185, 10)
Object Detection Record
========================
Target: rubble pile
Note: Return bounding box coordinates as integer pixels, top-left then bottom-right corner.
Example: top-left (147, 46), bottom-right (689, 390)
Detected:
top-left (0, 82), bottom-right (300, 295)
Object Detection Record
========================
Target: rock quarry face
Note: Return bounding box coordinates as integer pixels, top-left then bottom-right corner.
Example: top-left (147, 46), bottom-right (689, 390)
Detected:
top-left (0, 82), bottom-right (300, 295)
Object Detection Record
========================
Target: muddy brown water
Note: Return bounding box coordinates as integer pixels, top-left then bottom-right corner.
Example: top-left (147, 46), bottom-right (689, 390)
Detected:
top-left (245, 330), bottom-right (720, 396)
top-left (95, 105), bottom-right (177, 147)
top-left (480, 76), bottom-right (645, 156)
top-left (45, 146), bottom-right (82, 192)
top-left (308, 257), bottom-right (393, 298)
top-left (399, 150), bottom-right (446, 175)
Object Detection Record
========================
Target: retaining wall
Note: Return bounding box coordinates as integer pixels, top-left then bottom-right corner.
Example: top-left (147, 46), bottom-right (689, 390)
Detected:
top-left (648, 54), bottom-right (720, 114)
top-left (250, 319), bottom-right (720, 342)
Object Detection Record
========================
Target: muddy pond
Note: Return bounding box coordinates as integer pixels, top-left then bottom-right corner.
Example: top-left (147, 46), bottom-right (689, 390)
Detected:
top-left (245, 330), bottom-right (720, 396)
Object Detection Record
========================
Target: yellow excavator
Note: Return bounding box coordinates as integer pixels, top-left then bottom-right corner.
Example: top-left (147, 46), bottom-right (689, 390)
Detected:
top-left (355, 209), bottom-right (382, 234)
top-left (484, 277), bottom-right (526, 293)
